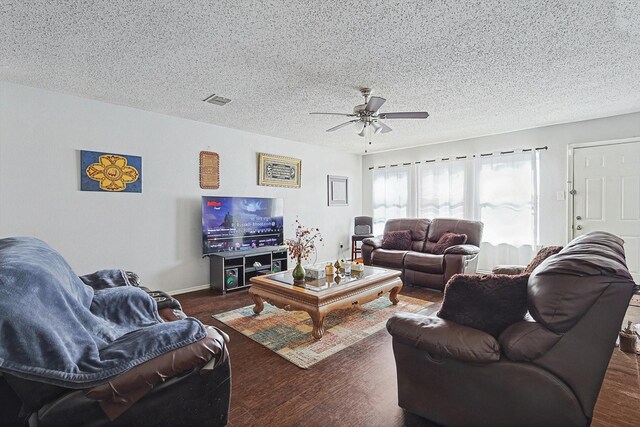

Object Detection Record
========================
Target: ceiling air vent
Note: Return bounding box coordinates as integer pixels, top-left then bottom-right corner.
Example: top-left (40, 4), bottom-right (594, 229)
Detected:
top-left (203, 94), bottom-right (231, 106)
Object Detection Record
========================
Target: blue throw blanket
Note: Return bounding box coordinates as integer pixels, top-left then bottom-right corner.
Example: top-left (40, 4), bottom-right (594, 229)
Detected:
top-left (0, 237), bottom-right (205, 388)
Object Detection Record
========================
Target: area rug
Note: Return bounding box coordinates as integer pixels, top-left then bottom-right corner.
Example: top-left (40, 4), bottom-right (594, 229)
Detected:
top-left (212, 295), bottom-right (434, 369)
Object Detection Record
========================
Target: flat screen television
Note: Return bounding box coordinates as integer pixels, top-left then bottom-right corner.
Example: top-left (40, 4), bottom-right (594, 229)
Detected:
top-left (202, 196), bottom-right (284, 255)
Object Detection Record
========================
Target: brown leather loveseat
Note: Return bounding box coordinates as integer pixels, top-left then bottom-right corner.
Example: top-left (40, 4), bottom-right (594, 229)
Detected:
top-left (386, 231), bottom-right (635, 427)
top-left (361, 218), bottom-right (483, 291)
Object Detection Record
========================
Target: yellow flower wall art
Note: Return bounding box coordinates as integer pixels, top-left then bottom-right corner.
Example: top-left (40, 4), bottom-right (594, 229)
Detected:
top-left (81, 150), bottom-right (142, 193)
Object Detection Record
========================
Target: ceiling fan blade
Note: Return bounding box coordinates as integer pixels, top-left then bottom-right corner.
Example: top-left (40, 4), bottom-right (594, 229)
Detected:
top-left (378, 121), bottom-right (393, 133)
top-left (310, 112), bottom-right (356, 117)
top-left (326, 120), bottom-right (360, 132)
top-left (378, 112), bottom-right (430, 119)
top-left (365, 96), bottom-right (386, 113)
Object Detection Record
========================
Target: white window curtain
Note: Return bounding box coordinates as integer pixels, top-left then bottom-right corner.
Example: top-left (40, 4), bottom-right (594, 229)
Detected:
top-left (473, 151), bottom-right (539, 271)
top-left (372, 166), bottom-right (410, 235)
top-left (417, 160), bottom-right (466, 219)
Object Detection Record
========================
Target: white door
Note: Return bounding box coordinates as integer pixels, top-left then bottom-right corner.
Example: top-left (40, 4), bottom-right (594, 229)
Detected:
top-left (572, 140), bottom-right (640, 283)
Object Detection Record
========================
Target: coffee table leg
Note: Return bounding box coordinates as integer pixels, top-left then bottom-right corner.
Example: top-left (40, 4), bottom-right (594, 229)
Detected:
top-left (251, 292), bottom-right (265, 314)
top-left (310, 312), bottom-right (326, 339)
top-left (389, 285), bottom-right (402, 305)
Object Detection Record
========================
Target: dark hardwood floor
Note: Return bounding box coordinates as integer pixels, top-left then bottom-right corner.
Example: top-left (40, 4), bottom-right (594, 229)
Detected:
top-left (177, 287), bottom-right (640, 427)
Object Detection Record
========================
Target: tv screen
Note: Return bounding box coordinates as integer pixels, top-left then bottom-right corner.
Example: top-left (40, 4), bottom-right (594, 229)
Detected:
top-left (202, 196), bottom-right (284, 255)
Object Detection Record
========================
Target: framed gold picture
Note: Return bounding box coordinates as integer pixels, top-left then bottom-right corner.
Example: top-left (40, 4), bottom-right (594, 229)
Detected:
top-left (257, 153), bottom-right (301, 188)
top-left (200, 151), bottom-right (220, 189)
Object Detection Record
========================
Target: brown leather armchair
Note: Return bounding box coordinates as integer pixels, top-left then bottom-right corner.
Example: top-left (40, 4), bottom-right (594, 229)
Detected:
top-left (386, 231), bottom-right (635, 427)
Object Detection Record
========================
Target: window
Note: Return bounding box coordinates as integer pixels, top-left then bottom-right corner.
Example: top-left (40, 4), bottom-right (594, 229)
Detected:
top-left (370, 150), bottom-right (540, 269)
top-left (372, 167), bottom-right (410, 235)
top-left (417, 160), bottom-right (466, 219)
top-left (474, 152), bottom-right (538, 247)
top-left (473, 151), bottom-right (539, 270)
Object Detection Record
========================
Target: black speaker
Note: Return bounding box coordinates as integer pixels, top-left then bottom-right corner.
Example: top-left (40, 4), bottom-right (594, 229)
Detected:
top-left (224, 268), bottom-right (239, 289)
top-left (271, 260), bottom-right (282, 273)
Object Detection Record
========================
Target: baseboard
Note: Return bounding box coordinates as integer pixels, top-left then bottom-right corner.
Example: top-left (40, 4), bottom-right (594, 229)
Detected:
top-left (167, 284), bottom-right (211, 296)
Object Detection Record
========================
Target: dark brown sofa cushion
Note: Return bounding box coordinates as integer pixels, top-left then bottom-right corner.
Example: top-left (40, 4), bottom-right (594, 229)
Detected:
top-left (381, 230), bottom-right (412, 250)
top-left (528, 232), bottom-right (632, 333)
top-left (432, 232), bottom-right (467, 255)
top-left (437, 273), bottom-right (529, 337)
top-left (370, 249), bottom-right (408, 269)
top-left (404, 252), bottom-right (443, 274)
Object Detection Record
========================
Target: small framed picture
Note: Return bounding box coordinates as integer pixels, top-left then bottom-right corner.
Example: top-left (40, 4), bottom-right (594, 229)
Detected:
top-left (328, 175), bottom-right (348, 206)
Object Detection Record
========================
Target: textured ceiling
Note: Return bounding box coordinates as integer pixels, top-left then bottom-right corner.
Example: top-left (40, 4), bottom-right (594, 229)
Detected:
top-left (2, 1), bottom-right (640, 153)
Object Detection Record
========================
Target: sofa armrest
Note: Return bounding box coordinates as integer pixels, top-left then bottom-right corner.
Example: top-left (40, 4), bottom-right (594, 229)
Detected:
top-left (79, 269), bottom-right (137, 290)
top-left (5, 325), bottom-right (230, 423)
top-left (443, 244), bottom-right (480, 256)
top-left (492, 265), bottom-right (526, 275)
top-left (362, 236), bottom-right (382, 249)
top-left (386, 313), bottom-right (500, 363)
top-left (442, 247), bottom-right (482, 283)
top-left (85, 326), bottom-right (228, 420)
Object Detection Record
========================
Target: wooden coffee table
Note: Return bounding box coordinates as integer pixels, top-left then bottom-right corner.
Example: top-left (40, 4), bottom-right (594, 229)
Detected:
top-left (249, 266), bottom-right (402, 339)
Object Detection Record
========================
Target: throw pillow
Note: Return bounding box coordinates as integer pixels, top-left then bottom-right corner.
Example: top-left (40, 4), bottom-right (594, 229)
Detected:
top-left (437, 273), bottom-right (529, 337)
top-left (432, 232), bottom-right (468, 255)
top-left (524, 246), bottom-right (563, 274)
top-left (381, 230), bottom-right (412, 250)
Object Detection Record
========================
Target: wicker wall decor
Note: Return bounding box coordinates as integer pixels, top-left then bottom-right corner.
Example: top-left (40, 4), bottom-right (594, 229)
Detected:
top-left (199, 151), bottom-right (220, 189)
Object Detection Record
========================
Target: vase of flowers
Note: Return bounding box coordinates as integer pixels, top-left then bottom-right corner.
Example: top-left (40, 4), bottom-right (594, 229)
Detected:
top-left (292, 257), bottom-right (305, 282)
top-left (286, 219), bottom-right (323, 283)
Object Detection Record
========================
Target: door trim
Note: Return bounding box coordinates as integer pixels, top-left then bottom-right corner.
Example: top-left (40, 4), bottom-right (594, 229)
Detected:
top-left (567, 137), bottom-right (640, 243)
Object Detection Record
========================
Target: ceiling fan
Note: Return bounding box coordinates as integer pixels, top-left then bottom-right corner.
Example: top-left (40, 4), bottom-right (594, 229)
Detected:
top-left (310, 88), bottom-right (429, 137)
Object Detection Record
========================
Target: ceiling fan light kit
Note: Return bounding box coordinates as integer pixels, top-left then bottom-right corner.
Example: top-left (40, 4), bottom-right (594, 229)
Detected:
top-left (310, 88), bottom-right (429, 150)
top-left (357, 122), bottom-right (368, 137)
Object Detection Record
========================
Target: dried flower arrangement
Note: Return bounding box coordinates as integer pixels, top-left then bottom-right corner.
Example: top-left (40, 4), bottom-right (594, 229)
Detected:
top-left (286, 219), bottom-right (323, 262)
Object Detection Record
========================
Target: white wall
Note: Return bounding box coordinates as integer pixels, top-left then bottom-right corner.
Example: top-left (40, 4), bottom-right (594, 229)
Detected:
top-left (362, 112), bottom-right (640, 247)
top-left (0, 82), bottom-right (362, 293)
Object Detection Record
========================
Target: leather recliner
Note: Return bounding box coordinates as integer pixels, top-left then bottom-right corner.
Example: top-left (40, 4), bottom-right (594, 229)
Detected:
top-left (0, 238), bottom-right (231, 427)
top-left (386, 231), bottom-right (635, 427)
top-left (0, 292), bottom-right (231, 427)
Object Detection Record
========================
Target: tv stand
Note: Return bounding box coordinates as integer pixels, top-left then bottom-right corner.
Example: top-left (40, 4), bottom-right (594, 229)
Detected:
top-left (207, 246), bottom-right (288, 294)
